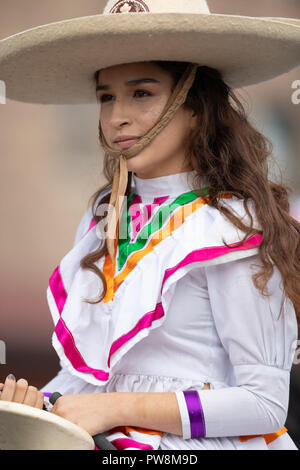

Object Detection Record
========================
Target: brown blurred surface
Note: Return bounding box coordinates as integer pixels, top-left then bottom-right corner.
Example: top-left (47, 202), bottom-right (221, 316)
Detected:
top-left (0, 348), bottom-right (60, 390)
top-left (0, 0), bottom-right (299, 448)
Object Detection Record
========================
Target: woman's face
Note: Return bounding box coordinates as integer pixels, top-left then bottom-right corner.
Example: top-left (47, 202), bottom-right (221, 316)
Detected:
top-left (97, 62), bottom-right (196, 179)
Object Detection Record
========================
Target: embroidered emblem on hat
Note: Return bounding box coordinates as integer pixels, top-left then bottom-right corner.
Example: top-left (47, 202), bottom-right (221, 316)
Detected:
top-left (110, 0), bottom-right (150, 14)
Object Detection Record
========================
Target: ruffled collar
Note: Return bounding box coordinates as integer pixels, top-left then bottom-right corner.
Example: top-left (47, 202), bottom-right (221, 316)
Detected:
top-left (47, 168), bottom-right (262, 387)
top-left (131, 170), bottom-right (208, 203)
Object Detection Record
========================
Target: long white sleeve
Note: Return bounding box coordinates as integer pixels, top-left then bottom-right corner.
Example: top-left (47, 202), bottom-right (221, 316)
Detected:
top-left (176, 255), bottom-right (298, 438)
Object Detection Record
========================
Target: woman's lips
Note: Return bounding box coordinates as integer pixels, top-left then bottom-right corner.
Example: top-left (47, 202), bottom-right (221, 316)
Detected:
top-left (115, 138), bottom-right (139, 149)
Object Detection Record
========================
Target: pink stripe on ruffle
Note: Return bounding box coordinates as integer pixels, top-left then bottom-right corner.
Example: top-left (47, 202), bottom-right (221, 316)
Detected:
top-left (49, 265), bottom-right (109, 381)
top-left (88, 218), bottom-right (97, 232)
top-left (161, 233), bottom-right (262, 293)
top-left (81, 217), bottom-right (97, 239)
top-left (129, 195), bottom-right (169, 240)
top-left (153, 196), bottom-right (169, 205)
top-left (108, 303), bottom-right (164, 367)
top-left (54, 316), bottom-right (109, 381)
top-left (111, 438), bottom-right (154, 450)
top-left (49, 266), bottom-right (67, 314)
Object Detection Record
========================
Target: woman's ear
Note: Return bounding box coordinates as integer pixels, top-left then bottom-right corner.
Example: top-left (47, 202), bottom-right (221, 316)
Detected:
top-left (190, 111), bottom-right (198, 130)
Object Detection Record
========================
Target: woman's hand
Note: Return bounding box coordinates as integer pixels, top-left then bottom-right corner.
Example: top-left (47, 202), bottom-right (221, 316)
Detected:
top-left (50, 393), bottom-right (119, 436)
top-left (0, 374), bottom-right (44, 409)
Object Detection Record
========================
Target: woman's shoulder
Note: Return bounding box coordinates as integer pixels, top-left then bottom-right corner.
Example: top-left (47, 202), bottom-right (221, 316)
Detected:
top-left (93, 185), bottom-right (112, 211)
top-left (73, 185), bottom-right (112, 246)
top-left (204, 194), bottom-right (257, 218)
top-left (188, 194), bottom-right (261, 241)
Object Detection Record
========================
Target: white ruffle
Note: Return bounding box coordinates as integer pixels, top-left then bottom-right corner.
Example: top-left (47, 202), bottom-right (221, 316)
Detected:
top-left (47, 194), bottom-right (262, 387)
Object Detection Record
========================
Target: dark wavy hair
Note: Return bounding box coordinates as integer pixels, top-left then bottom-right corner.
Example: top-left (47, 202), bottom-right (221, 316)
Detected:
top-left (80, 60), bottom-right (300, 334)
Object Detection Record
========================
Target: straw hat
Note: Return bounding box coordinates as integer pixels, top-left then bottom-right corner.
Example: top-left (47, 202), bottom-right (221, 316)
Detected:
top-left (0, 0), bottom-right (299, 105)
top-left (0, 0), bottom-right (299, 262)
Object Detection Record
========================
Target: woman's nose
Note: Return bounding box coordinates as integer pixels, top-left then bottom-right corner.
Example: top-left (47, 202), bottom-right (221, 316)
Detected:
top-left (109, 99), bottom-right (132, 126)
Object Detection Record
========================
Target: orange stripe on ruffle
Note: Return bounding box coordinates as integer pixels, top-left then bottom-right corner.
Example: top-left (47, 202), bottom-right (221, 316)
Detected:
top-left (108, 425), bottom-right (163, 437)
top-left (238, 426), bottom-right (287, 445)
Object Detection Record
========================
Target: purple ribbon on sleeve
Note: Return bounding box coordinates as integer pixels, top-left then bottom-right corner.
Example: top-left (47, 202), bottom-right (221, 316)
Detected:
top-left (183, 390), bottom-right (206, 438)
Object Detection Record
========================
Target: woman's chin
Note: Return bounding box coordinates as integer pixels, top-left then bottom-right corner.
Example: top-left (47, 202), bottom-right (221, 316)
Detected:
top-left (126, 157), bottom-right (150, 174)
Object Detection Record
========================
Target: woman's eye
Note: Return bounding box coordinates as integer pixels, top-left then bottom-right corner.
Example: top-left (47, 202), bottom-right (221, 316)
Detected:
top-left (99, 95), bottom-right (111, 103)
top-left (99, 90), bottom-right (151, 103)
top-left (134, 90), bottom-right (151, 98)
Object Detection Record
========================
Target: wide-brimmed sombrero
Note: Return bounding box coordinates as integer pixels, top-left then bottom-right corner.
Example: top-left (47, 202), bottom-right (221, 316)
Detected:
top-left (0, 0), bottom-right (299, 105)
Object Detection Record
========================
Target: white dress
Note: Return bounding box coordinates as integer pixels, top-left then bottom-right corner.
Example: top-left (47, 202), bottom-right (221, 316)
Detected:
top-left (41, 170), bottom-right (298, 450)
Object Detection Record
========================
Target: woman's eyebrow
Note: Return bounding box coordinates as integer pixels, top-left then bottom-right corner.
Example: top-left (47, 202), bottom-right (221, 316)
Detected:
top-left (96, 78), bottom-right (160, 92)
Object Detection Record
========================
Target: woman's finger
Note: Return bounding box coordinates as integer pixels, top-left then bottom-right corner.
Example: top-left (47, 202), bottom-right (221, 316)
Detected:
top-left (0, 374), bottom-right (16, 401)
top-left (13, 378), bottom-right (28, 404)
top-left (0, 377), bottom-right (45, 409)
top-left (23, 385), bottom-right (39, 407)
top-left (35, 391), bottom-right (45, 409)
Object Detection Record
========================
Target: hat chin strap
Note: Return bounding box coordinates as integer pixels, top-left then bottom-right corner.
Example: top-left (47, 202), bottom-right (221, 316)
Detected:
top-left (99, 63), bottom-right (199, 263)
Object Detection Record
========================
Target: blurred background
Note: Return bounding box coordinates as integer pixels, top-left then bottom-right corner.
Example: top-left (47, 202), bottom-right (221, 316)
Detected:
top-left (0, 0), bottom-right (299, 446)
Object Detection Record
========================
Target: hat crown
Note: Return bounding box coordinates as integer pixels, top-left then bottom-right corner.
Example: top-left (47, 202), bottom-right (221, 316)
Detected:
top-left (103, 0), bottom-right (211, 15)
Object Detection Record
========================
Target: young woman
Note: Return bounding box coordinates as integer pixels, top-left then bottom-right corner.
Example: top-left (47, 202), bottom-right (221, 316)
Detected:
top-left (0, 0), bottom-right (299, 451)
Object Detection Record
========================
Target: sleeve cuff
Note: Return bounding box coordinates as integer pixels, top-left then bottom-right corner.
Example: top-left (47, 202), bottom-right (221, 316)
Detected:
top-left (174, 390), bottom-right (206, 439)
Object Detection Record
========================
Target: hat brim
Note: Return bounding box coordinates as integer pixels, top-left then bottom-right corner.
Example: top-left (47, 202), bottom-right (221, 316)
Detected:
top-left (0, 401), bottom-right (94, 450)
top-left (0, 13), bottom-right (299, 104)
